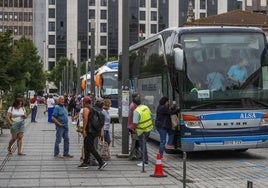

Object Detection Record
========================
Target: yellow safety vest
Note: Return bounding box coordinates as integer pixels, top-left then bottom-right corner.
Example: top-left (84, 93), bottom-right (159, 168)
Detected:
top-left (135, 105), bottom-right (153, 134)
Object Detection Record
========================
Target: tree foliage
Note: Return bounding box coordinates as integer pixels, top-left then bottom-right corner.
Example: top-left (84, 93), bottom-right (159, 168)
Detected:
top-left (0, 31), bottom-right (46, 110)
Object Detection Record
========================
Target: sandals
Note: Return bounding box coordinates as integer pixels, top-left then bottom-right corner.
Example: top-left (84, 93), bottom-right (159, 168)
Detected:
top-left (7, 147), bottom-right (12, 155)
top-left (18, 153), bottom-right (26, 156)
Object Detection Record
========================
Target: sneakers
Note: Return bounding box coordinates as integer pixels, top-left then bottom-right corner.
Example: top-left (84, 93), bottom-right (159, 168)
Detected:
top-left (137, 162), bottom-right (148, 167)
top-left (78, 163), bottom-right (89, 169)
top-left (63, 154), bottom-right (73, 158)
top-left (98, 162), bottom-right (108, 170)
top-left (54, 154), bottom-right (63, 158)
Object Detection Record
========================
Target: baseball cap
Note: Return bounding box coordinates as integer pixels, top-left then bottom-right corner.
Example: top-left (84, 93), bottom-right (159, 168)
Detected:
top-left (83, 96), bottom-right (91, 103)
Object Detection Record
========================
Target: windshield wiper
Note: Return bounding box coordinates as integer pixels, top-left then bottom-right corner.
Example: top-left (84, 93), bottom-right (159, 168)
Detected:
top-left (191, 102), bottom-right (214, 110)
top-left (241, 98), bottom-right (268, 108)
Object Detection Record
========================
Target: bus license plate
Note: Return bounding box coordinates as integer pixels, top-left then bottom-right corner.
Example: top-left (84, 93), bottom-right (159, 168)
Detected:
top-left (224, 140), bottom-right (242, 145)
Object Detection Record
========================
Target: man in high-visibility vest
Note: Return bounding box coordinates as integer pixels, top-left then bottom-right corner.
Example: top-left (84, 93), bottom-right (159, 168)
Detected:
top-left (132, 93), bottom-right (153, 167)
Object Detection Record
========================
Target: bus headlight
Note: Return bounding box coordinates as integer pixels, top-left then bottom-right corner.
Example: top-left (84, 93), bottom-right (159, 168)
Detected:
top-left (182, 114), bottom-right (203, 128)
top-left (260, 114), bottom-right (268, 126)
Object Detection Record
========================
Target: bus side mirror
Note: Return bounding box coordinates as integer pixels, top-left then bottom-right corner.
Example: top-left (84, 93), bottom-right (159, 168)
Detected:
top-left (174, 46), bottom-right (184, 71)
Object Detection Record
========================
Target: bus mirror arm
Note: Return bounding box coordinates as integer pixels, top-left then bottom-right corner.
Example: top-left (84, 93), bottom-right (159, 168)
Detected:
top-left (174, 47), bottom-right (184, 71)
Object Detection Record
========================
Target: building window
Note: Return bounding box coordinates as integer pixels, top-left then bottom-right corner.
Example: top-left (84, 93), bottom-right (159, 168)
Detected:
top-left (89, 0), bottom-right (95, 6)
top-left (100, 0), bottom-right (107, 6)
top-left (151, 24), bottom-right (157, 34)
top-left (19, 0), bottom-right (23, 7)
top-left (151, 11), bottom-right (157, 21)
top-left (14, 12), bottom-right (18, 20)
top-left (4, 0), bottom-right (8, 7)
top-left (139, 24), bottom-right (146, 33)
top-left (49, 35), bottom-right (55, 45)
top-left (49, 9), bottom-right (55, 18)
top-left (200, 0), bottom-right (206, 9)
top-left (24, 12), bottom-right (29, 22)
top-left (4, 12), bottom-right (8, 21)
top-left (24, 0), bottom-right (28, 7)
top-left (29, 12), bottom-right (32, 21)
top-left (200, 13), bottom-right (206, 18)
top-left (140, 0), bottom-right (145, 7)
top-left (18, 12), bottom-right (23, 21)
top-left (100, 49), bottom-right (107, 57)
top-left (48, 61), bottom-right (55, 71)
top-left (48, 0), bottom-right (55, 5)
top-left (48, 22), bottom-right (55, 31)
top-left (29, 0), bottom-right (32, 7)
top-left (89, 9), bottom-right (95, 19)
top-left (0, 0), bottom-right (3, 7)
top-left (28, 26), bottom-right (32, 35)
top-left (48, 48), bottom-right (55, 58)
top-left (100, 10), bottom-right (107, 19)
top-left (140, 11), bottom-right (145, 20)
top-left (100, 36), bottom-right (107, 46)
top-left (100, 23), bottom-right (107, 32)
top-left (151, 0), bottom-right (157, 8)
top-left (0, 13), bottom-right (2, 21)
top-left (9, 12), bottom-right (13, 21)
top-left (9, 0), bottom-right (13, 7)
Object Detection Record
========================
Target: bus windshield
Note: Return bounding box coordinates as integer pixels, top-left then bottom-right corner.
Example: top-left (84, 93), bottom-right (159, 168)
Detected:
top-left (100, 71), bottom-right (118, 96)
top-left (181, 32), bottom-right (267, 110)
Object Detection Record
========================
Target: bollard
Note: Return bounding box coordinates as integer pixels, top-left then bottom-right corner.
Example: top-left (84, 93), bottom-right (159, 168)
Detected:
top-left (112, 121), bottom-right (114, 147)
top-left (247, 181), bottom-right (253, 188)
top-left (142, 133), bottom-right (146, 173)
top-left (183, 151), bottom-right (187, 188)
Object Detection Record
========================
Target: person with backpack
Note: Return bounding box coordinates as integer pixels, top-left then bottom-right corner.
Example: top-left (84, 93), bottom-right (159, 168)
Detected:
top-left (6, 98), bottom-right (27, 155)
top-left (78, 97), bottom-right (107, 170)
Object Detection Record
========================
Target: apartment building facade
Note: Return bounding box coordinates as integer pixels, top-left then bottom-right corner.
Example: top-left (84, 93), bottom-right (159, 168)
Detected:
top-left (2, 0), bottom-right (267, 73)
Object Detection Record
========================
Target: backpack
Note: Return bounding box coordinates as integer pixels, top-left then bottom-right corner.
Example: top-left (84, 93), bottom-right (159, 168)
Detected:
top-left (69, 98), bottom-right (76, 108)
top-left (87, 106), bottom-right (105, 135)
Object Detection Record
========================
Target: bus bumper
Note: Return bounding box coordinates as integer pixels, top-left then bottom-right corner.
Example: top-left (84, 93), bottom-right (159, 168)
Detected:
top-left (181, 135), bottom-right (268, 152)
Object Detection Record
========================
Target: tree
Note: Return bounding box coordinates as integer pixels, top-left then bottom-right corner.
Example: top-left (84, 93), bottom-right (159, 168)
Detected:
top-left (0, 30), bottom-right (13, 91)
top-left (6, 36), bottom-right (46, 93)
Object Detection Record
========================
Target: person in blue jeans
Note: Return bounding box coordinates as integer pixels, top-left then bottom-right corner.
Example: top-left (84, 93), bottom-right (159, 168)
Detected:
top-left (30, 95), bottom-right (38, 123)
top-left (133, 94), bottom-right (153, 167)
top-left (52, 96), bottom-right (73, 158)
top-left (155, 96), bottom-right (176, 159)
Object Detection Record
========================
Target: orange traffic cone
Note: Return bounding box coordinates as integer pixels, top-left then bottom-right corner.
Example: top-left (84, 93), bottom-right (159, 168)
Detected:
top-left (150, 153), bottom-right (167, 177)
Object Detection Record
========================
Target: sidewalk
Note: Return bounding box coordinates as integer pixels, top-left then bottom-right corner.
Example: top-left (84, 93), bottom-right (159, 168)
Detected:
top-left (0, 105), bottom-right (182, 187)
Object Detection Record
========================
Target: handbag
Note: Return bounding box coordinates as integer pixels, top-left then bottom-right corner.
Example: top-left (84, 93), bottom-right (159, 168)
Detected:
top-left (98, 138), bottom-right (110, 159)
top-left (170, 114), bottom-right (179, 130)
top-left (76, 121), bottom-right (83, 133)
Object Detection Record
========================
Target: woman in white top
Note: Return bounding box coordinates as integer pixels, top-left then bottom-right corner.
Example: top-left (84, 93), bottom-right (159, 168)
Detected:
top-left (6, 98), bottom-right (27, 155)
top-left (47, 94), bottom-right (55, 123)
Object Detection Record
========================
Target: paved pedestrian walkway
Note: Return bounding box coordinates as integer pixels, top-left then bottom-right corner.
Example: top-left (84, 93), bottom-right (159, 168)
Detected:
top-left (0, 105), bottom-right (182, 187)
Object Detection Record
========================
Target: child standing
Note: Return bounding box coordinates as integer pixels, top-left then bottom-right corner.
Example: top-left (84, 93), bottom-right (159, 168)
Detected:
top-left (102, 99), bottom-right (111, 146)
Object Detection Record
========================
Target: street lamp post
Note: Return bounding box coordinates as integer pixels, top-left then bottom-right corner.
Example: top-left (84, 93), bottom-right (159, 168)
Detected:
top-left (77, 41), bottom-right (81, 95)
top-left (90, 18), bottom-right (95, 100)
top-left (70, 53), bottom-right (74, 94)
top-left (121, 0), bottom-right (130, 155)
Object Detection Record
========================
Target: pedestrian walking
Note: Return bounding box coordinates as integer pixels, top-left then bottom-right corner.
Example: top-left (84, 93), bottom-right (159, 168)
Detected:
top-left (6, 98), bottom-right (27, 155)
top-left (132, 94), bottom-right (153, 166)
top-left (46, 94), bottom-right (55, 123)
top-left (78, 98), bottom-right (107, 169)
top-left (30, 94), bottom-right (38, 123)
top-left (127, 93), bottom-right (141, 160)
top-left (52, 95), bottom-right (73, 158)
